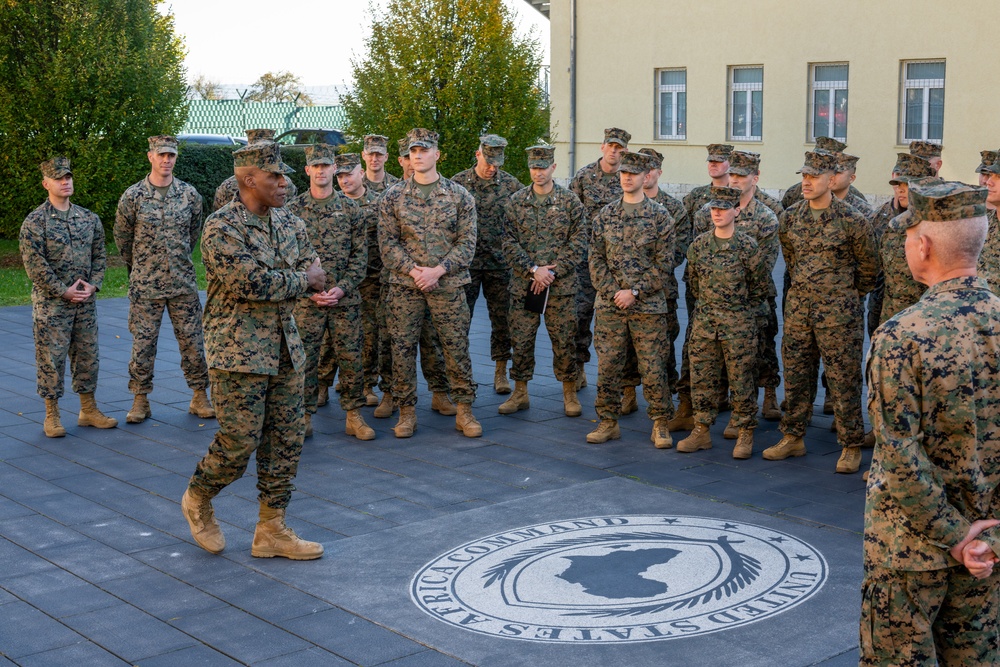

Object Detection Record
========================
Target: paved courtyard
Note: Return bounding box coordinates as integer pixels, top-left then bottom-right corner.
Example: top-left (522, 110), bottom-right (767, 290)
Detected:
top-left (0, 271), bottom-right (872, 666)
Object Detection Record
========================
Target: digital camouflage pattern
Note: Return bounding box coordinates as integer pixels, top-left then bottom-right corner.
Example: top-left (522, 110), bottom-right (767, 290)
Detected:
top-left (363, 134), bottom-right (389, 154)
top-left (871, 201), bottom-right (925, 327)
top-left (590, 197), bottom-right (675, 420)
top-left (288, 189), bottom-right (367, 412)
top-left (686, 229), bottom-right (768, 427)
top-left (781, 181), bottom-right (866, 210)
top-left (977, 150), bottom-right (999, 174)
top-left (125, 294), bottom-right (208, 394)
top-left (39, 156), bottom-right (72, 179)
top-left (20, 200), bottom-right (106, 398)
top-left (779, 198), bottom-right (878, 445)
top-left (754, 188), bottom-right (783, 218)
top-left (503, 183), bottom-right (586, 382)
top-left (213, 174), bottom-right (298, 212)
top-left (862, 276), bottom-right (1000, 665)
top-left (363, 171), bottom-right (400, 194)
top-left (978, 208), bottom-right (1000, 296)
top-left (478, 134), bottom-right (507, 166)
top-left (908, 140), bottom-right (943, 159)
top-left (379, 177), bottom-right (477, 406)
top-left (352, 186), bottom-right (388, 391)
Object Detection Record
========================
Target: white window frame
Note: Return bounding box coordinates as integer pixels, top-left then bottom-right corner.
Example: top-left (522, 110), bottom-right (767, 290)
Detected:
top-left (655, 68), bottom-right (686, 140)
top-left (809, 63), bottom-right (848, 143)
top-left (899, 59), bottom-right (945, 144)
top-left (728, 66), bottom-right (763, 142)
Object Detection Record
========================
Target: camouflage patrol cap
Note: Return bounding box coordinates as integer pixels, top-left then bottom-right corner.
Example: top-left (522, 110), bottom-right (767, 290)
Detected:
top-left (334, 153), bottom-right (361, 174)
top-left (397, 137), bottom-right (410, 157)
top-left (407, 128), bottom-right (439, 149)
top-left (618, 151), bottom-right (654, 174)
top-left (304, 143), bottom-right (337, 166)
top-left (978, 150), bottom-right (1000, 176)
top-left (245, 128), bottom-right (276, 144)
top-left (815, 136), bottom-right (848, 153)
top-left (890, 180), bottom-right (986, 231)
top-left (638, 148), bottom-right (664, 168)
top-left (526, 144), bottom-right (555, 168)
top-left (40, 157), bottom-right (72, 179)
top-left (363, 134), bottom-right (389, 154)
top-left (834, 153), bottom-right (860, 173)
top-left (909, 140), bottom-right (942, 159)
top-left (479, 134), bottom-right (508, 167)
top-left (603, 127), bottom-right (630, 147)
top-left (708, 186), bottom-right (742, 210)
top-left (706, 143), bottom-right (734, 162)
top-left (233, 141), bottom-right (293, 174)
top-left (148, 135), bottom-right (178, 155)
top-left (728, 150), bottom-right (761, 176)
top-left (889, 153), bottom-right (935, 185)
top-left (796, 151), bottom-right (838, 175)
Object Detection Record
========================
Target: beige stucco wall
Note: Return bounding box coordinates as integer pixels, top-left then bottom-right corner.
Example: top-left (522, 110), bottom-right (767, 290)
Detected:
top-left (548, 0), bottom-right (998, 197)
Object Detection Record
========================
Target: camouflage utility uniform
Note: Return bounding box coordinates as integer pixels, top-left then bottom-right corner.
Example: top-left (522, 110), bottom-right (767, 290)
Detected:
top-left (362, 171), bottom-right (400, 195)
top-left (978, 208), bottom-right (1000, 296)
top-left (115, 175), bottom-right (209, 396)
top-left (214, 175), bottom-right (297, 213)
top-left (353, 186), bottom-right (390, 393)
top-left (20, 201), bottom-right (106, 399)
top-left (871, 200), bottom-right (925, 327)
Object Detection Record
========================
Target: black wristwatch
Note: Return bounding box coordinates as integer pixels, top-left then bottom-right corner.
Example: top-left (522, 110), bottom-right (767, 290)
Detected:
top-left (631, 288), bottom-right (639, 297)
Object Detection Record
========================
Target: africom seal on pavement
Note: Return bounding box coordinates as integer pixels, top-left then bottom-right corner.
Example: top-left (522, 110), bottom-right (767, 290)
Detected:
top-left (410, 515), bottom-right (827, 643)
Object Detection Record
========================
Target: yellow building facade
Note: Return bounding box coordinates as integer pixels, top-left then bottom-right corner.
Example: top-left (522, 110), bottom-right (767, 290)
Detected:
top-left (542, 0), bottom-right (998, 196)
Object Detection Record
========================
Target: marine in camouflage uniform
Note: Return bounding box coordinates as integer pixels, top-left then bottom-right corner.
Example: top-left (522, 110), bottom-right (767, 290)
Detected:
top-left (765, 151), bottom-right (878, 474)
top-left (977, 151), bottom-right (1000, 295)
top-left (19, 157), bottom-right (117, 437)
top-left (289, 147), bottom-right (374, 441)
top-left (499, 144), bottom-right (586, 418)
top-left (378, 128), bottom-right (482, 438)
top-left (587, 151), bottom-right (675, 448)
top-left (909, 139), bottom-right (943, 176)
top-left (569, 127), bottom-right (629, 381)
top-left (832, 153), bottom-right (873, 217)
top-left (870, 154), bottom-right (937, 329)
top-left (780, 137), bottom-right (866, 210)
top-left (184, 141), bottom-right (325, 560)
top-left (976, 149), bottom-right (997, 188)
top-left (115, 135), bottom-right (212, 424)
top-left (862, 181), bottom-right (1000, 667)
top-left (680, 187), bottom-right (769, 458)
top-left (212, 129), bottom-right (297, 212)
top-left (452, 134), bottom-right (523, 393)
top-left (361, 134), bottom-right (401, 194)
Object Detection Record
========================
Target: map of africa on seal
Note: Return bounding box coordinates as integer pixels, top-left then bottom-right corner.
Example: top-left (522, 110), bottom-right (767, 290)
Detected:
top-left (410, 515), bottom-right (827, 644)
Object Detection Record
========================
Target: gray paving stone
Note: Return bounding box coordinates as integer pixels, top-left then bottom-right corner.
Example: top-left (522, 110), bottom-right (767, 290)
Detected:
top-left (0, 601), bottom-right (83, 659)
top-left (170, 606), bottom-right (312, 664)
top-left (380, 650), bottom-right (474, 666)
top-left (198, 572), bottom-right (335, 623)
top-left (59, 602), bottom-right (198, 663)
top-left (135, 644), bottom-right (244, 666)
top-left (280, 607), bottom-right (426, 665)
top-left (74, 515), bottom-right (183, 554)
top-left (3, 568), bottom-right (119, 618)
top-left (36, 540), bottom-right (148, 584)
top-left (251, 647), bottom-right (355, 666)
top-left (15, 640), bottom-right (131, 666)
top-left (99, 570), bottom-right (228, 621)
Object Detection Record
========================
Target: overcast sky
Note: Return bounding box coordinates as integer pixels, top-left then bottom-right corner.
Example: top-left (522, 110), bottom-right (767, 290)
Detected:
top-left (163, 0), bottom-right (550, 88)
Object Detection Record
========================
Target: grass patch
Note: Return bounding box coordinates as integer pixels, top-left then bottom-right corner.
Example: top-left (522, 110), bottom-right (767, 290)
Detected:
top-left (0, 238), bottom-right (206, 307)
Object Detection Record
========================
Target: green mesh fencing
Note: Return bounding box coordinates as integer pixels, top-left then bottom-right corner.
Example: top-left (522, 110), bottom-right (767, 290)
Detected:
top-left (182, 100), bottom-right (346, 137)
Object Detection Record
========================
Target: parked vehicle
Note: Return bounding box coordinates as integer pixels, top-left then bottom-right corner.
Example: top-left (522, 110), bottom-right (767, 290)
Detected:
top-left (177, 133), bottom-right (240, 146)
top-left (275, 128), bottom-right (346, 147)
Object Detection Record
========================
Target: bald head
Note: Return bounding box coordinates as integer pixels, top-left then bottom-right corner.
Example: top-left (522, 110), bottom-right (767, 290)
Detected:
top-left (906, 216), bottom-right (987, 285)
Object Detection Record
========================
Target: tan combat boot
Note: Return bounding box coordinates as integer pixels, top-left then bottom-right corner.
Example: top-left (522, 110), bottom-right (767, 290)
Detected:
top-left (181, 486), bottom-right (225, 554)
top-left (346, 409), bottom-right (376, 441)
top-left (317, 381), bottom-right (330, 407)
top-left (762, 434), bottom-right (807, 460)
top-left (836, 446), bottom-right (862, 474)
top-left (251, 504), bottom-right (323, 560)
top-left (733, 428), bottom-right (754, 459)
top-left (863, 430), bottom-right (876, 448)
top-left (393, 405), bottom-right (417, 438)
top-left (43, 398), bottom-right (66, 438)
top-left (586, 419), bottom-right (620, 444)
top-left (126, 394), bottom-right (151, 424)
top-left (621, 386), bottom-right (638, 415)
top-left (374, 392), bottom-right (395, 419)
top-left (455, 403), bottom-right (483, 437)
top-left (78, 393), bottom-right (118, 429)
top-left (498, 381), bottom-right (529, 414)
top-left (304, 412), bottom-right (313, 438)
top-left (678, 423), bottom-right (712, 453)
top-left (651, 417), bottom-right (672, 449)
top-left (761, 387), bottom-right (782, 420)
top-left (575, 368), bottom-right (587, 391)
top-left (363, 386), bottom-right (379, 407)
top-left (189, 389), bottom-right (215, 418)
top-left (563, 381), bottom-right (582, 417)
top-left (723, 416), bottom-right (739, 439)
top-left (494, 361), bottom-right (511, 394)
top-left (666, 395), bottom-right (694, 431)
top-left (431, 391), bottom-right (457, 416)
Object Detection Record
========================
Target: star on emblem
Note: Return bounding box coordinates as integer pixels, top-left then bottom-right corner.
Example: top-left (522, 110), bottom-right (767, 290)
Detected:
top-left (721, 523), bottom-right (738, 530)
top-left (793, 554), bottom-right (813, 561)
top-left (769, 537), bottom-right (787, 543)
top-left (661, 518), bottom-right (679, 524)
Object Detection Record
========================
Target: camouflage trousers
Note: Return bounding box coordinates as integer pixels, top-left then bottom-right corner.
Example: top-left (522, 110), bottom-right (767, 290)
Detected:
top-left (867, 274), bottom-right (885, 339)
top-left (623, 302), bottom-right (678, 393)
top-left (379, 283), bottom-right (450, 394)
top-left (675, 289), bottom-right (697, 398)
top-left (32, 297), bottom-right (99, 399)
top-left (575, 255), bottom-right (597, 365)
top-left (756, 298), bottom-right (780, 389)
top-left (780, 320), bottom-right (865, 446)
top-left (386, 284), bottom-right (475, 406)
top-left (127, 292), bottom-right (209, 395)
top-left (464, 268), bottom-right (512, 362)
top-left (689, 322), bottom-right (759, 429)
top-left (594, 308), bottom-right (673, 421)
top-left (295, 300), bottom-right (364, 414)
top-left (189, 342), bottom-right (303, 509)
top-left (360, 279), bottom-right (390, 391)
top-left (860, 565), bottom-right (1000, 666)
top-left (509, 290), bottom-right (577, 382)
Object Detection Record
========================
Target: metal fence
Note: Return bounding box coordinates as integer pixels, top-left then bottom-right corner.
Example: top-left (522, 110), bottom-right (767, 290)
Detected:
top-left (182, 100), bottom-right (347, 137)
